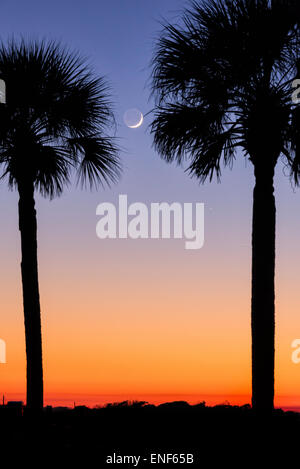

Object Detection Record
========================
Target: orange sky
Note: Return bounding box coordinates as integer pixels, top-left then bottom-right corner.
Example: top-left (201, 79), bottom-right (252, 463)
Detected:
top-left (1, 159), bottom-right (300, 410)
top-left (1, 0), bottom-right (300, 415)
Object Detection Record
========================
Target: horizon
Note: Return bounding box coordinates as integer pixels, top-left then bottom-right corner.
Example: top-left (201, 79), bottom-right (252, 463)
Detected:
top-left (1, 392), bottom-right (300, 414)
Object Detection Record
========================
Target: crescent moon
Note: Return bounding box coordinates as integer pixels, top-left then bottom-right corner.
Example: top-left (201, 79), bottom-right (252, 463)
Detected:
top-left (127, 113), bottom-right (143, 129)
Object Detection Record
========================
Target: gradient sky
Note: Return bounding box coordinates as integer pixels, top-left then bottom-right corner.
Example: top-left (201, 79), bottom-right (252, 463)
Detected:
top-left (1, 0), bottom-right (300, 409)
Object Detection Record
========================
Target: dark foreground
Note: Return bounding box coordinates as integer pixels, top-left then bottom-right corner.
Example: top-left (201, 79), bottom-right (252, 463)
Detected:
top-left (0, 401), bottom-right (298, 465)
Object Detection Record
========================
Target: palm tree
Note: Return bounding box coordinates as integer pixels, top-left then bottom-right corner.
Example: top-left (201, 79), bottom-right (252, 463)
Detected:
top-left (150, 0), bottom-right (300, 413)
top-left (0, 40), bottom-right (120, 412)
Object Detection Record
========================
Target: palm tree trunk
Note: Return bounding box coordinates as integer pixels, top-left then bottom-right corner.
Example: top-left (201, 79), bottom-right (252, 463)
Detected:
top-left (18, 179), bottom-right (43, 411)
top-left (251, 164), bottom-right (276, 414)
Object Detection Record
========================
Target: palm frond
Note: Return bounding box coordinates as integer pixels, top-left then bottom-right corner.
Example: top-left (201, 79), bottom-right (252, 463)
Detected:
top-left (68, 136), bottom-right (121, 189)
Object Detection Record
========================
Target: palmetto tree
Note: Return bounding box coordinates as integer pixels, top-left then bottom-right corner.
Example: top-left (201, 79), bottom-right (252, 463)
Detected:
top-left (0, 40), bottom-right (120, 411)
top-left (150, 0), bottom-right (300, 413)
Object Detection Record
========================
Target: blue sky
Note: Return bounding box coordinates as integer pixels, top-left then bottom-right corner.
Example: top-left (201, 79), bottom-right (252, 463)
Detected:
top-left (0, 0), bottom-right (299, 300)
top-left (0, 0), bottom-right (299, 304)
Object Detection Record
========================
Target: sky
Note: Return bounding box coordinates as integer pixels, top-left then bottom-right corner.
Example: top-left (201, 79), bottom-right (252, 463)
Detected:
top-left (1, 0), bottom-right (300, 410)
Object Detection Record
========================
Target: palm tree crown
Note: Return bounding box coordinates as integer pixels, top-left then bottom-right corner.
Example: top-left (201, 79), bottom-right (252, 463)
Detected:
top-left (151, 0), bottom-right (300, 181)
top-left (0, 39), bottom-right (120, 194)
